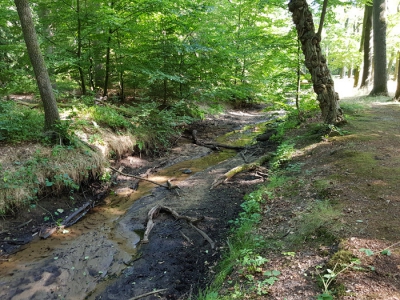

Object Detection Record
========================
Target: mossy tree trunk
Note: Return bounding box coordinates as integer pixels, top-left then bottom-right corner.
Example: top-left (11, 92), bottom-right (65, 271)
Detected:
top-left (288, 0), bottom-right (344, 124)
top-left (14, 0), bottom-right (60, 132)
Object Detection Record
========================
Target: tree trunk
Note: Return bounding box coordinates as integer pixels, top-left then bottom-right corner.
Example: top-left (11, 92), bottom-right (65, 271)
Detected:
top-left (394, 51), bottom-right (399, 82)
top-left (77, 0), bottom-right (86, 95)
top-left (14, 0), bottom-right (60, 131)
top-left (103, 33), bottom-right (112, 97)
top-left (370, 0), bottom-right (388, 96)
top-left (394, 51), bottom-right (400, 100)
top-left (353, 67), bottom-right (360, 87)
top-left (288, 0), bottom-right (344, 124)
top-left (359, 4), bottom-right (372, 89)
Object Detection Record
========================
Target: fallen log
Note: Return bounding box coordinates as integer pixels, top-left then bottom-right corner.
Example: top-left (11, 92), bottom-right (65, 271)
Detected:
top-left (142, 204), bottom-right (214, 249)
top-left (210, 153), bottom-right (273, 189)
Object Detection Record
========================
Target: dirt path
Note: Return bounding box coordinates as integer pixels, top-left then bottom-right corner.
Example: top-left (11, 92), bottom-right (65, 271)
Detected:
top-left (0, 108), bottom-right (277, 300)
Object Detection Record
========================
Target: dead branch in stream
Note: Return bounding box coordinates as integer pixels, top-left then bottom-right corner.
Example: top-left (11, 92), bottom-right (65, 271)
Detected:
top-left (210, 153), bottom-right (273, 189)
top-left (142, 204), bottom-right (215, 249)
top-left (110, 167), bottom-right (179, 190)
top-left (39, 201), bottom-right (93, 239)
top-left (191, 130), bottom-right (245, 151)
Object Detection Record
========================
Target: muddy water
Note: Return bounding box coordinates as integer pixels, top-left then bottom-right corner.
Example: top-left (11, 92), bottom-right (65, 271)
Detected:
top-left (0, 112), bottom-right (273, 300)
top-left (0, 150), bottom-right (240, 299)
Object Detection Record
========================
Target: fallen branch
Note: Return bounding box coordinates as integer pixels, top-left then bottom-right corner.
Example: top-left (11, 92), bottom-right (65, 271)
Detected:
top-left (210, 153), bottom-right (273, 189)
top-left (142, 205), bottom-right (214, 248)
top-left (16, 219), bottom-right (32, 229)
top-left (128, 288), bottom-right (168, 300)
top-left (110, 166), bottom-right (177, 189)
top-left (39, 201), bottom-right (93, 239)
top-left (189, 223), bottom-right (215, 249)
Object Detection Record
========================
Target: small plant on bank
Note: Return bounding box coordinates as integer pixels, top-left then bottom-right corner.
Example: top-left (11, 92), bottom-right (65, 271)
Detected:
top-left (315, 245), bottom-right (396, 299)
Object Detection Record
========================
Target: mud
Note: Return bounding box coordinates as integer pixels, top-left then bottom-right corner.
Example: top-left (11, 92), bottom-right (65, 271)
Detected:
top-left (0, 108), bottom-right (278, 300)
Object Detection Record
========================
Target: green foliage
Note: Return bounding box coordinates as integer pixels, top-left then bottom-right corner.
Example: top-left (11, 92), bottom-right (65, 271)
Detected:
top-left (271, 141), bottom-right (296, 170)
top-left (88, 106), bottom-right (133, 131)
top-left (0, 100), bottom-right (44, 142)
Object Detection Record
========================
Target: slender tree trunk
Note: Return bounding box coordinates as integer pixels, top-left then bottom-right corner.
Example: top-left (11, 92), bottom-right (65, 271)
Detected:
top-left (394, 51), bottom-right (399, 82)
top-left (103, 32), bottom-right (112, 97)
top-left (370, 0), bottom-right (388, 96)
top-left (359, 5), bottom-right (372, 89)
top-left (288, 0), bottom-right (344, 124)
top-left (353, 67), bottom-right (359, 87)
top-left (77, 0), bottom-right (86, 95)
top-left (387, 50), bottom-right (395, 80)
top-left (14, 0), bottom-right (60, 131)
top-left (295, 39), bottom-right (301, 119)
top-left (394, 51), bottom-right (400, 100)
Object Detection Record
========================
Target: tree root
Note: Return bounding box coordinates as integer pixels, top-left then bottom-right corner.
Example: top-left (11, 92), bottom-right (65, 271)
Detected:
top-left (142, 204), bottom-right (215, 249)
top-left (210, 153), bottom-right (273, 190)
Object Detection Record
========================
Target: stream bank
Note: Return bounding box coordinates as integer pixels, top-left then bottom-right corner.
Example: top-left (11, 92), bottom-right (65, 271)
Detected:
top-left (0, 108), bottom-right (279, 300)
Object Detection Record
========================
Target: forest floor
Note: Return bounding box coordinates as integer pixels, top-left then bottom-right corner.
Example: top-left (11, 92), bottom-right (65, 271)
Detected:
top-left (1, 79), bottom-right (400, 300)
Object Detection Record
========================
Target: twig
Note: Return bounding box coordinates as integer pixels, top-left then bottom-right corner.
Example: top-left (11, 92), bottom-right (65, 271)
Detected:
top-left (16, 219), bottom-right (32, 229)
top-left (180, 230), bottom-right (193, 245)
top-left (128, 288), bottom-right (168, 300)
top-left (189, 223), bottom-right (215, 249)
top-left (240, 152), bottom-right (248, 163)
top-left (110, 166), bottom-right (170, 189)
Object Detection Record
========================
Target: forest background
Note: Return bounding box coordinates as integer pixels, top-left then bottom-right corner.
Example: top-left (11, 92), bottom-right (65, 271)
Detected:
top-left (0, 0), bottom-right (400, 230)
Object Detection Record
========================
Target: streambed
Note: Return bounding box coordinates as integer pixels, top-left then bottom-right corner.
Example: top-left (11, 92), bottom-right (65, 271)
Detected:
top-left (0, 109), bottom-right (279, 300)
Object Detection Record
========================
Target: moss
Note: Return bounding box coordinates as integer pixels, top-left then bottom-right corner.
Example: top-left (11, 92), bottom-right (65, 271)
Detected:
top-left (327, 250), bottom-right (355, 271)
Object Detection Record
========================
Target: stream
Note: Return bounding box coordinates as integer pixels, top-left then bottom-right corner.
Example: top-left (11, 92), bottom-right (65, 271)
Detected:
top-left (0, 109), bottom-right (279, 300)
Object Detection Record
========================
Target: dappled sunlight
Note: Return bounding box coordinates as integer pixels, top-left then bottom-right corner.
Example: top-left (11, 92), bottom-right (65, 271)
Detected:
top-left (334, 78), bottom-right (398, 99)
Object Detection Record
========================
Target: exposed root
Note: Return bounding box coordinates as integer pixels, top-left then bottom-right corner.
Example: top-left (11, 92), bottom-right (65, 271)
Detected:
top-left (142, 204), bottom-right (215, 249)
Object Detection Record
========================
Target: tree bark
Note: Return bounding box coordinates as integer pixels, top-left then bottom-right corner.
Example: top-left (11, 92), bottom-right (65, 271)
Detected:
top-left (14, 0), bottom-right (60, 131)
top-left (359, 5), bottom-right (372, 89)
top-left (370, 0), bottom-right (388, 96)
top-left (288, 0), bottom-right (344, 124)
top-left (394, 51), bottom-right (400, 101)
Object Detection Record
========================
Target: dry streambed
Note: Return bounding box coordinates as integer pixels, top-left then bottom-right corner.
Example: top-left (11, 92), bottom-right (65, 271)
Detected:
top-left (0, 109), bottom-right (277, 300)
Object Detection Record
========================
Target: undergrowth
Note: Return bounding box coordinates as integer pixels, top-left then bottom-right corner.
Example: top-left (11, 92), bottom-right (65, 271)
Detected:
top-left (0, 96), bottom-right (201, 214)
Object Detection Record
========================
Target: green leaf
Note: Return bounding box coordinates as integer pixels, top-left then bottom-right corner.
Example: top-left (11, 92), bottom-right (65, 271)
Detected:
top-left (360, 248), bottom-right (374, 256)
top-left (264, 276), bottom-right (279, 285)
top-left (272, 270), bottom-right (281, 276)
top-left (317, 293), bottom-right (333, 300)
top-left (45, 179), bottom-right (54, 187)
top-left (381, 249), bottom-right (391, 256)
